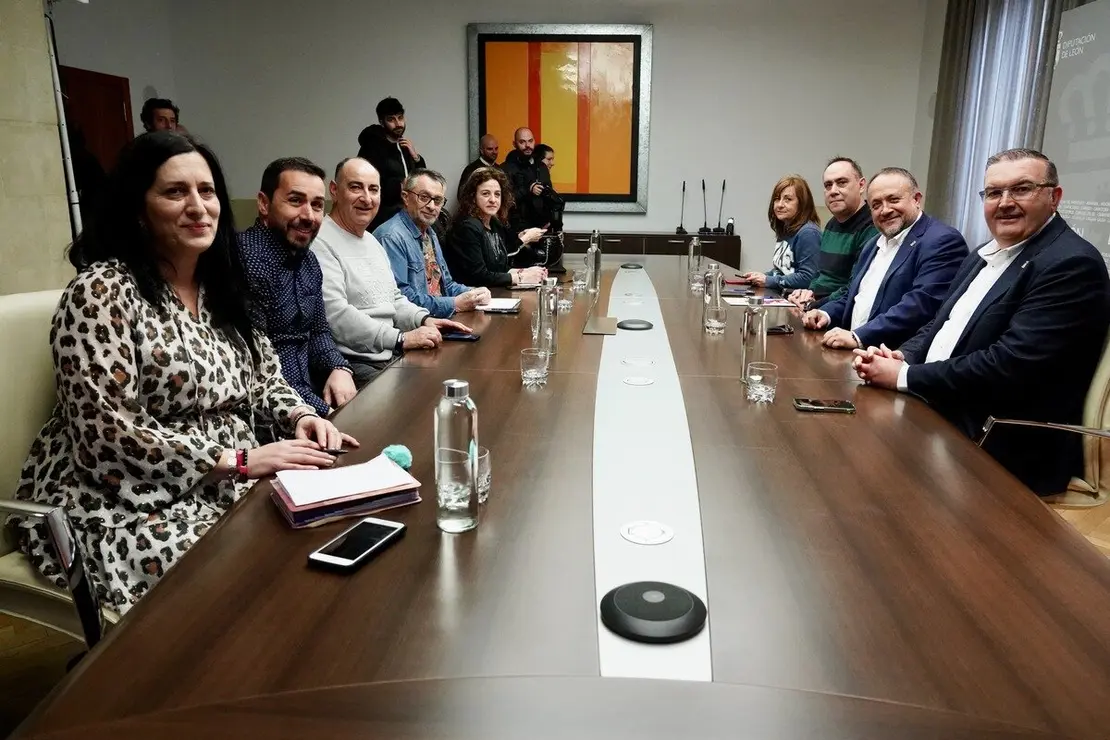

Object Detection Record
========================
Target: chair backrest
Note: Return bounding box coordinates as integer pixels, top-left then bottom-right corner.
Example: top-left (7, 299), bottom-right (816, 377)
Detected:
top-left (1070, 331), bottom-right (1110, 498)
top-left (0, 290), bottom-right (63, 555)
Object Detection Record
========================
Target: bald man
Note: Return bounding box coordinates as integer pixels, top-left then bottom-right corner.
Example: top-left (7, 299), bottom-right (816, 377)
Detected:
top-left (458, 134), bottom-right (500, 200)
top-left (501, 126), bottom-right (553, 232)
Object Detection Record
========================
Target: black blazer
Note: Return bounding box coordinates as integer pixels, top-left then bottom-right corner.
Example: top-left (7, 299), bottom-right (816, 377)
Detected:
top-left (901, 216), bottom-right (1110, 494)
top-left (444, 217), bottom-right (523, 288)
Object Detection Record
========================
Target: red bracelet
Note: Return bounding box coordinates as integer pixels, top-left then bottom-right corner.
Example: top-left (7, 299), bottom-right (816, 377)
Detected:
top-left (235, 448), bottom-right (250, 480)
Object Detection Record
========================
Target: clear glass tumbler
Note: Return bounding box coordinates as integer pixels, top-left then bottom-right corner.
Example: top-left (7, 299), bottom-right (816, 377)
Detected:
top-left (745, 362), bottom-right (779, 403)
top-left (520, 348), bottom-right (550, 387)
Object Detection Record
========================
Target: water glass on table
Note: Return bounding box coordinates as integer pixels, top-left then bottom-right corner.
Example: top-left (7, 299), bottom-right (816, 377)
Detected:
top-left (435, 448), bottom-right (478, 533)
top-left (557, 287), bottom-right (573, 312)
top-left (572, 269), bottom-right (587, 290)
top-left (477, 446), bottom-right (491, 504)
top-left (746, 362), bottom-right (778, 403)
top-left (520, 348), bottom-right (550, 387)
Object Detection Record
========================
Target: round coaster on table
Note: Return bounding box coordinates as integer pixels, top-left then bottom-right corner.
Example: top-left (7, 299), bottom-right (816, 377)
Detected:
top-left (623, 376), bottom-right (655, 387)
top-left (620, 263), bottom-right (644, 270)
top-left (621, 357), bottom-right (656, 367)
top-left (599, 581), bottom-right (707, 644)
top-left (617, 319), bottom-right (653, 331)
top-left (620, 520), bottom-right (674, 545)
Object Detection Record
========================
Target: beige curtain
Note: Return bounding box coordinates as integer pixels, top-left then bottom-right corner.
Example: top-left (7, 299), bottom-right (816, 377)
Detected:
top-left (926, 0), bottom-right (1094, 246)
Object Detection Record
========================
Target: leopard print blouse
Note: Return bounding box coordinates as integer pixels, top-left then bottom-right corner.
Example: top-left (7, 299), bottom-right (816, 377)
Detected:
top-left (13, 261), bottom-right (306, 614)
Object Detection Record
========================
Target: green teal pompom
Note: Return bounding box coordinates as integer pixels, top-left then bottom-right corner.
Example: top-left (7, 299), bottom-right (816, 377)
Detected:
top-left (382, 444), bottom-right (413, 470)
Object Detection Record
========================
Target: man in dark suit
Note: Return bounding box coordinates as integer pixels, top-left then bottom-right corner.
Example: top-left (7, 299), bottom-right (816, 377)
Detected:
top-left (457, 134), bottom-right (499, 201)
top-left (854, 148), bottom-right (1110, 495)
top-left (803, 167), bottom-right (968, 349)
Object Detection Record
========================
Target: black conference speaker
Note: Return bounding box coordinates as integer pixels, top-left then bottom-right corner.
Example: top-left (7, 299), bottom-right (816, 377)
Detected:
top-left (600, 581), bottom-right (707, 644)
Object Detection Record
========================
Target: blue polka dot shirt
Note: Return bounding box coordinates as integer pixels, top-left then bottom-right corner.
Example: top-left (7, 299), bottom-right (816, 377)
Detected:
top-left (237, 220), bottom-right (349, 415)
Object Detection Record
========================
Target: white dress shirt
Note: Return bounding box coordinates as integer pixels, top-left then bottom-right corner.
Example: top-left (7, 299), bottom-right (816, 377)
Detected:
top-left (895, 214), bottom-right (1056, 390)
top-left (847, 214), bottom-right (919, 330)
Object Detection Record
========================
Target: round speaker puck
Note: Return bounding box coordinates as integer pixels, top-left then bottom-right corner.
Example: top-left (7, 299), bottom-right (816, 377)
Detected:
top-left (617, 319), bottom-right (654, 331)
top-left (620, 263), bottom-right (644, 270)
top-left (600, 581), bottom-right (707, 644)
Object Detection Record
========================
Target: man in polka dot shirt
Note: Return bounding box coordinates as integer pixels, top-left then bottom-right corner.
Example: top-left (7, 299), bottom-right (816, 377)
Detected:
top-left (237, 157), bottom-right (358, 417)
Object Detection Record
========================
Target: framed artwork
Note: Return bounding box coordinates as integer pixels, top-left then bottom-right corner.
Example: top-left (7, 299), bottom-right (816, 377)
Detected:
top-left (467, 23), bottom-right (653, 213)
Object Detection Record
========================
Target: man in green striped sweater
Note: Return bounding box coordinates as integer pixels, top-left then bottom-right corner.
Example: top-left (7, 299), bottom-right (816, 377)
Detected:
top-left (788, 157), bottom-right (878, 308)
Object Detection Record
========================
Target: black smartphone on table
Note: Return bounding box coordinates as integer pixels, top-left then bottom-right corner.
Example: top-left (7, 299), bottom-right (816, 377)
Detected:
top-left (767, 325), bottom-right (794, 335)
top-left (307, 517), bottom-right (406, 572)
top-left (793, 398), bottom-right (856, 414)
top-left (442, 331), bottom-right (480, 342)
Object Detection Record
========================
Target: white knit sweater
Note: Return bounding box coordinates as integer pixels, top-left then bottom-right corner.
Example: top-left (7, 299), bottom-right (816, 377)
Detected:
top-left (312, 216), bottom-right (430, 363)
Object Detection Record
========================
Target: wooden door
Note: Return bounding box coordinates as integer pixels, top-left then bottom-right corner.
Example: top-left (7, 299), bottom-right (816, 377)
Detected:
top-left (58, 65), bottom-right (133, 172)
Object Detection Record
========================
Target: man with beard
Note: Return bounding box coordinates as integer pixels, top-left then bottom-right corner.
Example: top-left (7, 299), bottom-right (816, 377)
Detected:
top-left (313, 158), bottom-right (472, 386)
top-left (238, 157), bottom-right (356, 415)
top-left (801, 167), bottom-right (967, 350)
top-left (376, 169), bottom-right (490, 318)
top-left (357, 97), bottom-right (427, 231)
top-left (788, 157), bottom-right (879, 307)
top-left (457, 134), bottom-right (499, 201)
top-left (501, 127), bottom-right (552, 233)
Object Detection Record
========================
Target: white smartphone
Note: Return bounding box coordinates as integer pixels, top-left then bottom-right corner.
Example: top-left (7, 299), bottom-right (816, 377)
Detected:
top-left (307, 517), bottom-right (406, 571)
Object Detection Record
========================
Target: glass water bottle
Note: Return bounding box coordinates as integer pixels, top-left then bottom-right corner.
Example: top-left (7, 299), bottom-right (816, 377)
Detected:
top-left (702, 262), bottom-right (726, 334)
top-left (434, 379), bottom-right (479, 533)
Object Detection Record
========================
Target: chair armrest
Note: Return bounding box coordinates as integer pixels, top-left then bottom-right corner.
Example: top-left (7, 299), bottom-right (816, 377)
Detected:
top-left (978, 416), bottom-right (1110, 447)
top-left (0, 501), bottom-right (103, 648)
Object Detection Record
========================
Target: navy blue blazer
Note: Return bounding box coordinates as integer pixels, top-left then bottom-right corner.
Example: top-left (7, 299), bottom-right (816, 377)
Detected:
top-left (822, 213), bottom-right (967, 348)
top-left (900, 216), bottom-right (1110, 495)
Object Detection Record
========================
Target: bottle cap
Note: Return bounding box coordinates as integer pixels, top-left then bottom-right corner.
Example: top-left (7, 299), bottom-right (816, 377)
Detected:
top-left (442, 379), bottom-right (470, 398)
top-left (707, 262), bottom-right (720, 270)
top-left (544, 277), bottom-right (558, 287)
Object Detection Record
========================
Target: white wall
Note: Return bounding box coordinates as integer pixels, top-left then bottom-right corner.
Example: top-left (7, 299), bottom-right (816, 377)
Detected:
top-left (50, 0), bottom-right (176, 135)
top-left (54, 0), bottom-right (946, 271)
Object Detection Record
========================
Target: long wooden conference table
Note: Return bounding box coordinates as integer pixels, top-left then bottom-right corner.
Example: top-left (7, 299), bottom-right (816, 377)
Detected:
top-left (15, 256), bottom-right (1110, 739)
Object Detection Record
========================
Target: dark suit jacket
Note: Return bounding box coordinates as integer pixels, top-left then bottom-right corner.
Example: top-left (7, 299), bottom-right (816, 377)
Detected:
top-left (822, 213), bottom-right (968, 348)
top-left (457, 157), bottom-right (499, 201)
top-left (900, 216), bottom-right (1110, 495)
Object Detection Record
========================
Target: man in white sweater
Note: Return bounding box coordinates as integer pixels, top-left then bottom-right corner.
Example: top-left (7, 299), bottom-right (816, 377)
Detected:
top-left (313, 157), bottom-right (471, 385)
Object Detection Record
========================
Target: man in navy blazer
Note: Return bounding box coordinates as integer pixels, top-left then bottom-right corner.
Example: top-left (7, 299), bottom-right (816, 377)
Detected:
top-left (802, 167), bottom-right (967, 350)
top-left (854, 149), bottom-right (1110, 495)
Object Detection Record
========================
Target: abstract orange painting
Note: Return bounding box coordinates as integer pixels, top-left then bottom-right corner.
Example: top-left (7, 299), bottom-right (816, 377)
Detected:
top-left (468, 25), bottom-right (652, 213)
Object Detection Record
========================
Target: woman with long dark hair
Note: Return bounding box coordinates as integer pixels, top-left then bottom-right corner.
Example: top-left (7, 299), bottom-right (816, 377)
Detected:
top-left (14, 132), bottom-right (357, 614)
top-left (741, 174), bottom-right (822, 292)
top-left (444, 167), bottom-right (548, 288)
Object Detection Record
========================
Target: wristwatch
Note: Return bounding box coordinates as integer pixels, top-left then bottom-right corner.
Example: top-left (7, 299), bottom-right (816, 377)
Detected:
top-left (395, 332), bottom-right (406, 354)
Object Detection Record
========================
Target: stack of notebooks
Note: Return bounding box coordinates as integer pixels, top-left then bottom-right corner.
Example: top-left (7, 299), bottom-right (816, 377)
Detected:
top-left (271, 453), bottom-right (421, 528)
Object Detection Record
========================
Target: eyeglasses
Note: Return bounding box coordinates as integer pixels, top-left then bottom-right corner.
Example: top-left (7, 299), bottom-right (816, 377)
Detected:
top-left (405, 190), bottom-right (447, 208)
top-left (978, 181), bottom-right (1055, 202)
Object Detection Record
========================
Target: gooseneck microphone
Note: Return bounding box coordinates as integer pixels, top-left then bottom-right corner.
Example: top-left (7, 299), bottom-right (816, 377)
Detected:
top-left (676, 181), bottom-right (688, 235)
top-left (698, 179), bottom-right (711, 235)
top-left (713, 180), bottom-right (726, 234)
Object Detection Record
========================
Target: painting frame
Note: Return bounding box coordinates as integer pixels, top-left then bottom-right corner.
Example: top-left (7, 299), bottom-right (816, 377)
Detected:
top-left (467, 23), bottom-right (653, 214)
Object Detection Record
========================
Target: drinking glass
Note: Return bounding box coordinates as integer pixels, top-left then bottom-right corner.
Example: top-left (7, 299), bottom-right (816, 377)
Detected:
top-left (704, 306), bottom-right (727, 334)
top-left (557, 287), bottom-right (573, 312)
top-left (746, 362), bottom-right (778, 403)
top-left (572, 269), bottom-right (588, 289)
top-left (477, 446), bottom-right (491, 505)
top-left (436, 448), bottom-right (478, 533)
top-left (520, 348), bottom-right (550, 387)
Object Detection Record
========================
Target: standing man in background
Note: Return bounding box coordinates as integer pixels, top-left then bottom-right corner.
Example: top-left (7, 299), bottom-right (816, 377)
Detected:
top-left (789, 157), bottom-right (878, 308)
top-left (458, 134), bottom-right (500, 201)
top-left (140, 98), bottom-right (179, 132)
top-left (501, 127), bottom-right (552, 232)
top-left (358, 97), bottom-right (426, 231)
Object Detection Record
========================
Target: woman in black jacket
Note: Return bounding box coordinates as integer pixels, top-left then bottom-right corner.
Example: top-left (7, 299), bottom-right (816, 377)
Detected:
top-left (445, 167), bottom-right (548, 288)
